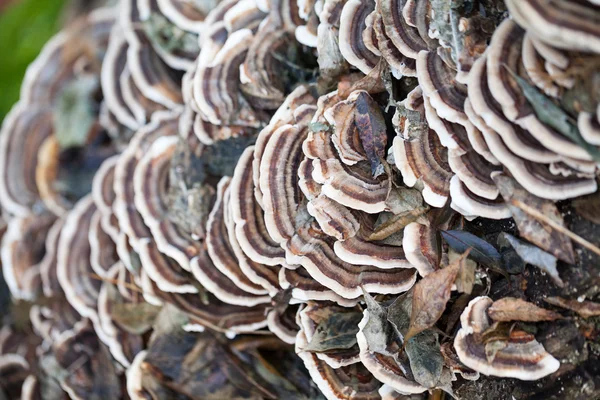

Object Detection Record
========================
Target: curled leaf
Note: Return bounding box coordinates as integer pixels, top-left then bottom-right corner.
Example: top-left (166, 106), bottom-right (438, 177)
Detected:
top-left (303, 312), bottom-right (363, 353)
top-left (487, 297), bottom-right (562, 322)
top-left (338, 59), bottom-right (388, 98)
top-left (405, 250), bottom-right (470, 341)
top-left (354, 91), bottom-right (388, 177)
top-left (492, 173), bottom-right (576, 264)
top-left (441, 230), bottom-right (501, 269)
top-left (545, 297), bottom-right (600, 319)
top-left (573, 192), bottom-right (600, 224)
top-left (497, 233), bottom-right (563, 287)
top-left (361, 291), bottom-right (398, 356)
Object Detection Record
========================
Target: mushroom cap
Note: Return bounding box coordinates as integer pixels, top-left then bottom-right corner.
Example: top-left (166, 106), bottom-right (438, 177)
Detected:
top-left (231, 146), bottom-right (288, 266)
top-left (101, 27), bottom-right (141, 130)
top-left (123, 10), bottom-right (184, 108)
top-left (486, 20), bottom-right (593, 161)
top-left (56, 196), bottom-right (102, 320)
top-left (206, 177), bottom-right (269, 295)
top-left (0, 104), bottom-right (54, 217)
top-left (190, 248), bottom-right (271, 307)
top-left (392, 131), bottom-right (452, 208)
top-left (159, 290), bottom-right (269, 334)
top-left (454, 296), bottom-right (560, 380)
top-left (96, 263), bottom-right (144, 367)
top-left (133, 134), bottom-right (203, 272)
top-left (338, 0), bottom-right (380, 74)
top-left (114, 111), bottom-right (178, 251)
top-left (89, 210), bottom-right (119, 279)
top-left (192, 25), bottom-right (261, 127)
top-left (505, 0), bottom-right (600, 54)
top-left (267, 304), bottom-right (300, 344)
top-left (285, 220), bottom-right (417, 299)
top-left (279, 267), bottom-right (361, 307)
top-left (0, 354), bottom-right (30, 399)
top-left (1, 214), bottom-right (55, 300)
top-left (402, 221), bottom-right (439, 277)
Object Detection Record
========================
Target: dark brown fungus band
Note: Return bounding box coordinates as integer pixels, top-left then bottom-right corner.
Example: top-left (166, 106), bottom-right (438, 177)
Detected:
top-left (193, 24), bottom-right (262, 127)
top-left (39, 219), bottom-right (65, 298)
top-left (101, 27), bottom-right (141, 130)
top-left (0, 354), bottom-right (30, 399)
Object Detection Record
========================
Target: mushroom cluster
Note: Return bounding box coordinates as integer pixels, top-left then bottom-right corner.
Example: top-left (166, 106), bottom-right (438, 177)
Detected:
top-left (2, 0), bottom-right (599, 398)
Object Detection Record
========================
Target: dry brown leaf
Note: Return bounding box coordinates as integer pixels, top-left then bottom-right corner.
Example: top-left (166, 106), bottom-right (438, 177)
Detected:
top-left (338, 59), bottom-right (388, 98)
top-left (573, 192), bottom-right (600, 224)
top-left (492, 173), bottom-right (576, 264)
top-left (355, 91), bottom-right (388, 177)
top-left (545, 296), bottom-right (600, 319)
top-left (405, 250), bottom-right (470, 341)
top-left (450, 250), bottom-right (477, 295)
top-left (487, 297), bottom-right (562, 322)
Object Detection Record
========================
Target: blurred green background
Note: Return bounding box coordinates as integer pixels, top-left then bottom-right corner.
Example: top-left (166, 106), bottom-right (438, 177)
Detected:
top-left (0, 0), bottom-right (67, 122)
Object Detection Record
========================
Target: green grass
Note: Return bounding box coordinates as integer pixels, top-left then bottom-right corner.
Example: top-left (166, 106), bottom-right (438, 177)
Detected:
top-left (0, 0), bottom-right (67, 121)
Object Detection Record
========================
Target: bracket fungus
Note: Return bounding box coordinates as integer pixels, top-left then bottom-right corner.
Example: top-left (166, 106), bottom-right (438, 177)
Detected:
top-left (3, 0), bottom-right (600, 398)
top-left (454, 297), bottom-right (560, 380)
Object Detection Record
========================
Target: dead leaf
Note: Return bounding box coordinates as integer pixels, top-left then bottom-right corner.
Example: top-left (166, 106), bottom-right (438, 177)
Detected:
top-left (385, 187), bottom-right (424, 214)
top-left (362, 291), bottom-right (398, 356)
top-left (545, 297), bottom-right (600, 319)
top-left (487, 297), bottom-right (562, 322)
top-left (573, 192), bottom-right (600, 224)
top-left (405, 250), bottom-right (470, 341)
top-left (480, 321), bottom-right (513, 344)
top-left (368, 207), bottom-right (428, 241)
top-left (450, 250), bottom-right (476, 295)
top-left (354, 91), bottom-right (388, 177)
top-left (492, 173), bottom-right (576, 264)
top-left (497, 233), bottom-right (564, 287)
top-left (444, 294), bottom-right (472, 336)
top-left (111, 302), bottom-right (162, 335)
top-left (338, 59), bottom-right (388, 98)
top-left (303, 312), bottom-right (363, 353)
top-left (405, 331), bottom-right (444, 388)
top-left (485, 340), bottom-right (507, 363)
top-left (387, 290), bottom-right (413, 337)
top-left (441, 230), bottom-right (501, 268)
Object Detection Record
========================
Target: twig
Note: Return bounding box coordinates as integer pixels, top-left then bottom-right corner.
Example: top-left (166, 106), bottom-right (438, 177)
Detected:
top-left (88, 273), bottom-right (145, 294)
top-left (511, 199), bottom-right (600, 257)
